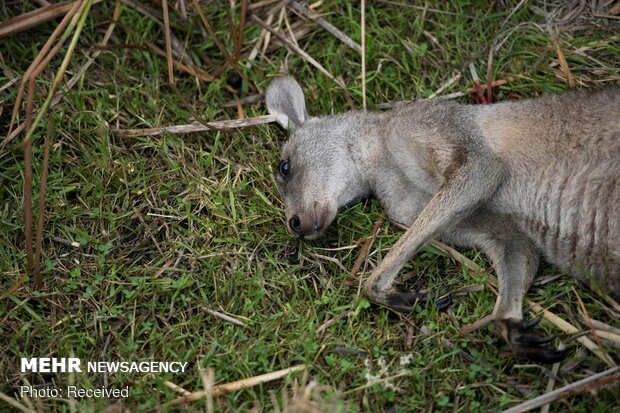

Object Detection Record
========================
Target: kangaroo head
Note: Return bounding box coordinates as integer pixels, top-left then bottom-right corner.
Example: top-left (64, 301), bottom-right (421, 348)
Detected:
top-left (265, 76), bottom-right (369, 240)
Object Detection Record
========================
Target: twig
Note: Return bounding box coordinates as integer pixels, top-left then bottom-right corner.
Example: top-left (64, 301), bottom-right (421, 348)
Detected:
top-left (162, 379), bottom-right (191, 396)
top-left (199, 367), bottom-right (215, 413)
top-left (202, 307), bottom-right (246, 327)
top-left (307, 251), bottom-right (348, 273)
top-left (499, 366), bottom-right (620, 413)
top-left (468, 63), bottom-right (487, 104)
top-left (288, 1), bottom-right (361, 52)
top-left (51, 236), bottom-right (80, 248)
top-left (347, 216), bottom-right (383, 283)
top-left (459, 313), bottom-right (495, 336)
top-left (154, 365), bottom-right (306, 410)
top-left (251, 15), bottom-right (345, 89)
top-left (222, 93), bottom-right (264, 107)
top-left (541, 343), bottom-right (564, 413)
top-left (112, 114), bottom-right (276, 137)
top-left (316, 310), bottom-right (352, 335)
top-left (0, 77), bottom-right (20, 94)
top-left (427, 70), bottom-right (462, 99)
top-left (587, 318), bottom-right (620, 336)
top-left (466, 79), bottom-right (506, 93)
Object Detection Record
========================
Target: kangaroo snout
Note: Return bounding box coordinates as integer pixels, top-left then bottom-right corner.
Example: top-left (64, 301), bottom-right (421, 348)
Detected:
top-left (287, 202), bottom-right (334, 239)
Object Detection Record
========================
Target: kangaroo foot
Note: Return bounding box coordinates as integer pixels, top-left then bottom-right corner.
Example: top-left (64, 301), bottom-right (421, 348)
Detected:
top-left (503, 317), bottom-right (571, 363)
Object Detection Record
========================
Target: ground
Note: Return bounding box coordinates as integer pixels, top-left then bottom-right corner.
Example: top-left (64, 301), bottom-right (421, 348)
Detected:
top-left (1, 1), bottom-right (619, 412)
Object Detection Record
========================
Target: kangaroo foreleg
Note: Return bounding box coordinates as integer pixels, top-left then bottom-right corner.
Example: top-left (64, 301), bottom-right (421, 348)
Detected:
top-left (363, 154), bottom-right (505, 309)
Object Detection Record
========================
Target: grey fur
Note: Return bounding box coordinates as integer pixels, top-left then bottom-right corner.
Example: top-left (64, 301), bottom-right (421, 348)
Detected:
top-left (265, 76), bottom-right (620, 361)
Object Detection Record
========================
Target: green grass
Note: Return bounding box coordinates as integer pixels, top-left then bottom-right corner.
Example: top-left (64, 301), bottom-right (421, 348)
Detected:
top-left (1, 1), bottom-right (619, 412)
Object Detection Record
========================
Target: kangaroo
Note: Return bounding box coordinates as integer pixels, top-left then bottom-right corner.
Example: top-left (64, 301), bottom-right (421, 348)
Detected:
top-left (265, 76), bottom-right (620, 363)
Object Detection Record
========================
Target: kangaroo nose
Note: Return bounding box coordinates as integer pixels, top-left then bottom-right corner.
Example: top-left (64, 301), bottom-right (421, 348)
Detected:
top-left (289, 215), bottom-right (302, 235)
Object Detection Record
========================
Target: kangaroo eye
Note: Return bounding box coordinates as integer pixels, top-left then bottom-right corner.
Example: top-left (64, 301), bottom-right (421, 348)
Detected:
top-left (278, 159), bottom-right (290, 177)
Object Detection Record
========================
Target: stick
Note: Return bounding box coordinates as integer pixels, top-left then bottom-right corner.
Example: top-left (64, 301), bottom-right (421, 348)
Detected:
top-left (202, 307), bottom-right (246, 327)
top-left (112, 115), bottom-right (276, 137)
top-left (427, 70), bottom-right (461, 99)
top-left (459, 313), bottom-right (495, 336)
top-left (251, 15), bottom-right (345, 89)
top-left (540, 342), bottom-right (564, 413)
top-left (499, 366), bottom-right (620, 413)
top-left (158, 365), bottom-right (306, 409)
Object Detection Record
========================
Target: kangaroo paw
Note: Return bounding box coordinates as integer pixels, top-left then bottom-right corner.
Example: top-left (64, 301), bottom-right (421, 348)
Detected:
top-left (504, 318), bottom-right (571, 364)
top-left (367, 286), bottom-right (452, 313)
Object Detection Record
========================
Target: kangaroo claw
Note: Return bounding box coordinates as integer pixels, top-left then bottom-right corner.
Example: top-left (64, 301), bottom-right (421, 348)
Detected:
top-left (368, 286), bottom-right (452, 313)
top-left (504, 318), bottom-right (571, 363)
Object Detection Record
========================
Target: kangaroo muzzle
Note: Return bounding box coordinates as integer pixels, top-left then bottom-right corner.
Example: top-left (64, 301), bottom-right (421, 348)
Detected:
top-left (287, 202), bottom-right (334, 239)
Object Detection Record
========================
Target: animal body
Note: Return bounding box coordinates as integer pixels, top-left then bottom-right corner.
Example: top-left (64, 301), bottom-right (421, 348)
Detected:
top-left (265, 76), bottom-right (620, 363)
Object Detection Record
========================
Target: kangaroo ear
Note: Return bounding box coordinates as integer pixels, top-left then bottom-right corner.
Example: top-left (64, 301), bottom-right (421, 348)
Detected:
top-left (265, 76), bottom-right (309, 131)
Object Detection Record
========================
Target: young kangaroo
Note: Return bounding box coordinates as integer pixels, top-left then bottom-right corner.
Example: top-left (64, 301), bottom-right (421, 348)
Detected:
top-left (265, 76), bottom-right (620, 363)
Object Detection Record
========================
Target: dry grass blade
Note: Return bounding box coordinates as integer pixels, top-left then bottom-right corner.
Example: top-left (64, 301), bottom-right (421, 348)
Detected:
top-left (550, 30), bottom-right (575, 88)
top-left (33, 121), bottom-right (53, 289)
top-left (251, 15), bottom-right (345, 89)
top-left (0, 0), bottom-right (101, 40)
top-left (349, 216), bottom-right (383, 282)
top-left (235, 0), bottom-right (248, 63)
top-left (161, 0), bottom-right (175, 86)
top-left (6, 0), bottom-right (82, 141)
top-left (135, 36), bottom-right (214, 82)
top-left (192, 0), bottom-right (230, 59)
top-left (111, 114), bottom-right (276, 137)
top-left (499, 366), bottom-right (620, 413)
top-left (22, 0), bottom-right (94, 146)
top-left (0, 391), bottom-right (36, 413)
top-left (573, 287), bottom-right (610, 361)
top-left (528, 302), bottom-right (617, 368)
top-left (6, 0), bottom-right (93, 298)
